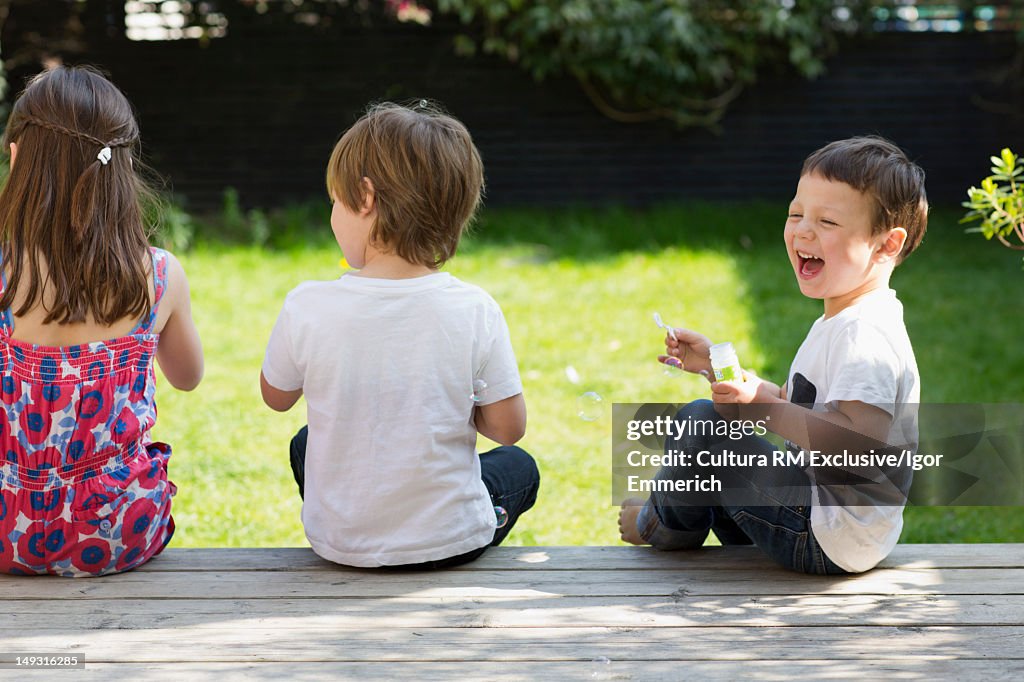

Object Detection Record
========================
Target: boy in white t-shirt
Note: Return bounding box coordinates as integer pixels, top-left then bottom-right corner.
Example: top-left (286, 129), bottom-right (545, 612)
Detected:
top-left (260, 102), bottom-right (538, 569)
top-left (619, 136), bottom-right (927, 573)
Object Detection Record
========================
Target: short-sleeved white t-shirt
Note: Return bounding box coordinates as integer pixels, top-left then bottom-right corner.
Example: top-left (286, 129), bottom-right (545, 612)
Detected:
top-left (262, 272), bottom-right (523, 567)
top-left (786, 288), bottom-right (920, 573)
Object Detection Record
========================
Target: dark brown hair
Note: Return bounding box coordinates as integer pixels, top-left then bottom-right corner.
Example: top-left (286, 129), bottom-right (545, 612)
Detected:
top-left (326, 101), bottom-right (484, 268)
top-left (802, 136), bottom-right (928, 263)
top-left (0, 65), bottom-right (154, 325)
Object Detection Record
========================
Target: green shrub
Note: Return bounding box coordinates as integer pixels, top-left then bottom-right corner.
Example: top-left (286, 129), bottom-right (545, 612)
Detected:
top-left (153, 198), bottom-right (196, 253)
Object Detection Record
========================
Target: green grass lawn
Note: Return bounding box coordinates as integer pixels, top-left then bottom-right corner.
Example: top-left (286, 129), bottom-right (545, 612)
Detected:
top-left (153, 203), bottom-right (1024, 547)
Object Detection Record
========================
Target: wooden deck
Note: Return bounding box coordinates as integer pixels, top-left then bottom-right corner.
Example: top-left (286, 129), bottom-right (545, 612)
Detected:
top-left (1, 544), bottom-right (1023, 680)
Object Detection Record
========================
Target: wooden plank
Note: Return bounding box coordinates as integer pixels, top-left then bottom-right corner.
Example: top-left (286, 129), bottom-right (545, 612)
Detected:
top-left (3, 567), bottom-right (1024, 599)
top-left (0, 626), bottom-right (1021, 662)
top-left (134, 544), bottom-right (1024, 573)
top-left (35, 659), bottom-right (1024, 681)
top-left (1, 594), bottom-right (1022, 629)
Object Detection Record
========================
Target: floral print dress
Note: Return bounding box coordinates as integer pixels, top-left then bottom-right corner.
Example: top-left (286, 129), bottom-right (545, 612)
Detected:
top-left (0, 247), bottom-right (176, 576)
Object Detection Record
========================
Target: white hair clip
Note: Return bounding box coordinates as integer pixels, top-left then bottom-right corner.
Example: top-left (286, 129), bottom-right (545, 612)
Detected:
top-left (97, 146), bottom-right (112, 165)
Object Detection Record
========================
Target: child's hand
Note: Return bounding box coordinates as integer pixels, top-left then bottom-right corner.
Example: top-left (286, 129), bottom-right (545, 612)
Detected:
top-left (711, 370), bottom-right (778, 404)
top-left (712, 370), bottom-right (786, 426)
top-left (711, 370), bottom-right (766, 422)
top-left (658, 327), bottom-right (713, 382)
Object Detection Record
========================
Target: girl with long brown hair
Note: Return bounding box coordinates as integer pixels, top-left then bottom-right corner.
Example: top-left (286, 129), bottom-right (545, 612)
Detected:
top-left (0, 66), bottom-right (203, 576)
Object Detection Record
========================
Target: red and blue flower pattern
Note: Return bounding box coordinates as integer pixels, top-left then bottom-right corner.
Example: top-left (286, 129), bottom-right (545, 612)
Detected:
top-left (0, 248), bottom-right (176, 576)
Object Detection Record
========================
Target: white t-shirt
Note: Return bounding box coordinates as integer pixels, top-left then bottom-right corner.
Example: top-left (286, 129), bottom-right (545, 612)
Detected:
top-left (786, 288), bottom-right (920, 573)
top-left (262, 272), bottom-right (523, 567)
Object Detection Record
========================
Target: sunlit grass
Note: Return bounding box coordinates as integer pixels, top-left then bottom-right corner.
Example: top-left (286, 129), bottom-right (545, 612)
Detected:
top-left (153, 203), bottom-right (1024, 547)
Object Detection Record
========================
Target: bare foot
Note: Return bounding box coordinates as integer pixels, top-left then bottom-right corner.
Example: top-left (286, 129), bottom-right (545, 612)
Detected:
top-left (618, 497), bottom-right (647, 545)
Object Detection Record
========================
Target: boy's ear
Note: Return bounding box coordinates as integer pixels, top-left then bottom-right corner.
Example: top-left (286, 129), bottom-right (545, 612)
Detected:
top-left (360, 177), bottom-right (376, 215)
top-left (876, 227), bottom-right (907, 263)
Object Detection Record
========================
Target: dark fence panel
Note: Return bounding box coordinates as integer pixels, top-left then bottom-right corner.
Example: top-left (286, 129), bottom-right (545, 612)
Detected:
top-left (5, 9), bottom-right (1021, 209)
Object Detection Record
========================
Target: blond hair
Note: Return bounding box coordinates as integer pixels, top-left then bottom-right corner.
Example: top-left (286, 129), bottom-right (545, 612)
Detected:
top-left (326, 102), bottom-right (484, 268)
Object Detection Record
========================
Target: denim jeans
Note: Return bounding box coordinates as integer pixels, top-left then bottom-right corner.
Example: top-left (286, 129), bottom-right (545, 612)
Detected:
top-left (289, 426), bottom-right (540, 569)
top-left (635, 400), bottom-right (846, 575)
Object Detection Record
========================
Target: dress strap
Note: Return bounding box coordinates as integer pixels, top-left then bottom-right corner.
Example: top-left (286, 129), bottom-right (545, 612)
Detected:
top-left (0, 255), bottom-right (12, 335)
top-left (132, 247), bottom-right (170, 335)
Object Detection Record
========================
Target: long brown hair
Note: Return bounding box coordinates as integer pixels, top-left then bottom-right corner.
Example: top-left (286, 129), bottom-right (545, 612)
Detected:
top-left (0, 65), bottom-right (154, 325)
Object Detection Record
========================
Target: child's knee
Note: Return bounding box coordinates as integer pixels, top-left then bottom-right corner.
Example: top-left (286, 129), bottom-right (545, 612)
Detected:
top-left (508, 446), bottom-right (541, 497)
top-left (676, 399), bottom-right (718, 423)
top-left (491, 444), bottom-right (537, 471)
top-left (666, 399), bottom-right (721, 452)
top-left (488, 446), bottom-right (540, 507)
top-left (515, 447), bottom-right (540, 483)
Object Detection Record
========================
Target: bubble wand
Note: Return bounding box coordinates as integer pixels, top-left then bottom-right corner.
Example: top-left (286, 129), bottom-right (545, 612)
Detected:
top-left (653, 312), bottom-right (684, 370)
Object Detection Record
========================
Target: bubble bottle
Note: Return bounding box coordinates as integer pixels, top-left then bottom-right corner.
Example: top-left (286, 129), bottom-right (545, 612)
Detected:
top-left (709, 342), bottom-right (744, 382)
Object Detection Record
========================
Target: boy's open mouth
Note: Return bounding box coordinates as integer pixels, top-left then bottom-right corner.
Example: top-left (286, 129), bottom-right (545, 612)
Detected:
top-left (796, 250), bottom-right (824, 278)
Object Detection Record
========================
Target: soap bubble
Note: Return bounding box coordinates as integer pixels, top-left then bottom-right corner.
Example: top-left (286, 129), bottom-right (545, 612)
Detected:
top-left (662, 356), bottom-right (684, 378)
top-left (470, 379), bottom-right (488, 402)
top-left (577, 392), bottom-right (604, 421)
top-left (494, 506), bottom-right (509, 529)
top-left (590, 656), bottom-right (612, 679)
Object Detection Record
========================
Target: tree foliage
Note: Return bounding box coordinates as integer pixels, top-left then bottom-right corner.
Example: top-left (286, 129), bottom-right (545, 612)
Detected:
top-left (433, 0), bottom-right (871, 128)
top-left (0, 1), bottom-right (881, 129)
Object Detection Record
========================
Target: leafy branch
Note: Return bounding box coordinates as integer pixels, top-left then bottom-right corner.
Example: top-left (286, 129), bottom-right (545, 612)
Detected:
top-left (962, 148), bottom-right (1024, 253)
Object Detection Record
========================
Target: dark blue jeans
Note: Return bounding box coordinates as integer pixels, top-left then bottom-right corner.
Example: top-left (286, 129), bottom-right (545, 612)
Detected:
top-left (635, 400), bottom-right (846, 575)
top-left (289, 426), bottom-right (540, 569)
